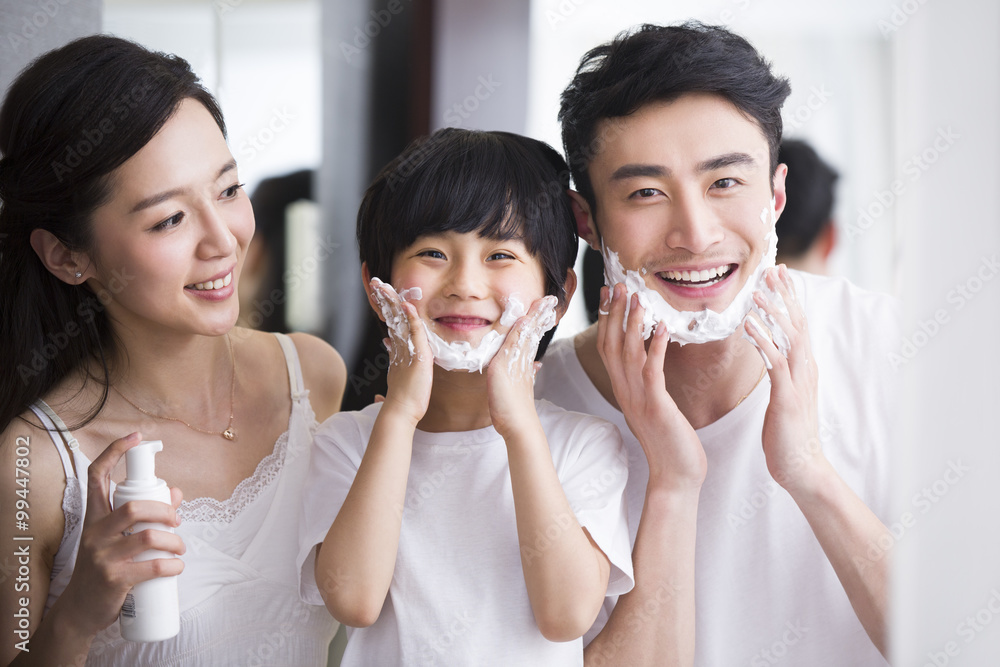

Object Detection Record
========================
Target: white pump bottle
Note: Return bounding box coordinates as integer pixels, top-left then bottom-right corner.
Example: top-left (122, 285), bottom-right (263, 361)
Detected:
top-left (111, 440), bottom-right (181, 642)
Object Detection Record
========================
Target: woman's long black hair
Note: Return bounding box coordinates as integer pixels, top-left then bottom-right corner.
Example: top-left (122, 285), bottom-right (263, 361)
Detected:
top-left (0, 35), bottom-right (226, 433)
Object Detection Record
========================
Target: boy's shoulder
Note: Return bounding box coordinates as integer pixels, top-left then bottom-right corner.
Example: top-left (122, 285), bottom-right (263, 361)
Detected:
top-left (314, 402), bottom-right (382, 441)
top-left (534, 398), bottom-right (624, 453)
top-left (534, 397), bottom-right (608, 424)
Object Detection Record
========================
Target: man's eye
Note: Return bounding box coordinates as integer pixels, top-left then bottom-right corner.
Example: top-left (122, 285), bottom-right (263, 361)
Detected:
top-left (633, 188), bottom-right (661, 198)
top-left (712, 178), bottom-right (738, 189)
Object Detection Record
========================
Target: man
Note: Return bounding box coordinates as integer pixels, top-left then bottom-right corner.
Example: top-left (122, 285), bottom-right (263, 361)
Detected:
top-left (535, 23), bottom-right (896, 666)
top-left (775, 139), bottom-right (839, 274)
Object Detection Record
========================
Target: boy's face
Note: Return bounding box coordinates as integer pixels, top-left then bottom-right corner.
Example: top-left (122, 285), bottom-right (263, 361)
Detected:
top-left (576, 92), bottom-right (787, 316)
top-left (386, 230), bottom-right (549, 346)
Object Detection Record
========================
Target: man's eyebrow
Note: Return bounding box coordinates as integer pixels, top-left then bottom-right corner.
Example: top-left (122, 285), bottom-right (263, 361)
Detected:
top-left (609, 163), bottom-right (669, 181)
top-left (697, 152), bottom-right (757, 172)
top-left (129, 160), bottom-right (238, 213)
top-left (608, 153), bottom-right (756, 182)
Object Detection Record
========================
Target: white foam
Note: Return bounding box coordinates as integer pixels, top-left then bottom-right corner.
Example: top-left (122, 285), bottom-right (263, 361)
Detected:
top-left (499, 294), bottom-right (527, 327)
top-left (744, 315), bottom-right (774, 370)
top-left (370, 278), bottom-right (417, 362)
top-left (602, 197), bottom-right (789, 355)
top-left (504, 296), bottom-right (558, 376)
top-left (394, 291), bottom-right (544, 373)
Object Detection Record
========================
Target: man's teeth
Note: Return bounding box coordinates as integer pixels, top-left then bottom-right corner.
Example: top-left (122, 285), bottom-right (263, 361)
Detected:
top-left (189, 272), bottom-right (233, 291)
top-left (661, 264), bottom-right (732, 285)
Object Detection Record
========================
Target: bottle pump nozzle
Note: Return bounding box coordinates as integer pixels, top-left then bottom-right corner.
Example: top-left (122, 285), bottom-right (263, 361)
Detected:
top-left (124, 440), bottom-right (163, 485)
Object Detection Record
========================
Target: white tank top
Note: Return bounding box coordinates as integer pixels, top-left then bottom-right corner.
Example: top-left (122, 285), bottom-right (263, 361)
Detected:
top-left (30, 333), bottom-right (338, 666)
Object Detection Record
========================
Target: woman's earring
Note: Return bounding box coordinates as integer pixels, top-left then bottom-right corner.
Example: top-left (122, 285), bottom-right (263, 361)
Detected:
top-left (74, 271), bottom-right (82, 279)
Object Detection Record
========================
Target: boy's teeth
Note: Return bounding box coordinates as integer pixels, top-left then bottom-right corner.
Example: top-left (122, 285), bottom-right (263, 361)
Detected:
top-left (662, 264), bottom-right (731, 284)
top-left (190, 272), bottom-right (233, 291)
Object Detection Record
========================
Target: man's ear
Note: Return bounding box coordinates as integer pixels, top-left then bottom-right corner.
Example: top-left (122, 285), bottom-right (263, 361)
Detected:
top-left (568, 190), bottom-right (600, 252)
top-left (360, 262), bottom-right (385, 322)
top-left (554, 268), bottom-right (578, 323)
top-left (771, 163), bottom-right (788, 221)
top-left (29, 229), bottom-right (91, 285)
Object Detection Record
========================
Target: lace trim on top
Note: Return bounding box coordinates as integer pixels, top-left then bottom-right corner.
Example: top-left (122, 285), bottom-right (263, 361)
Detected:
top-left (59, 477), bottom-right (82, 555)
top-left (176, 430), bottom-right (289, 525)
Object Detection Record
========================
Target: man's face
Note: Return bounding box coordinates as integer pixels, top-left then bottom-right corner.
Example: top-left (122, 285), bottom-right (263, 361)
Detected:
top-left (580, 92), bottom-right (786, 314)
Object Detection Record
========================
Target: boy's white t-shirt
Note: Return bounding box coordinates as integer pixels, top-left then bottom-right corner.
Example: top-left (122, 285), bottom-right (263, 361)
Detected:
top-left (298, 399), bottom-right (634, 666)
top-left (535, 270), bottom-right (896, 665)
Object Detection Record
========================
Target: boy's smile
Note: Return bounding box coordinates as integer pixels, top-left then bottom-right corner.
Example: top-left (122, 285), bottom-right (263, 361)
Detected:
top-left (578, 92), bottom-right (786, 316)
top-left (434, 315), bottom-right (493, 332)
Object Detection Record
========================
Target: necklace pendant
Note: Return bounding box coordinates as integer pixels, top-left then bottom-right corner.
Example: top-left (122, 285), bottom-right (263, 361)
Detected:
top-left (223, 427), bottom-right (237, 441)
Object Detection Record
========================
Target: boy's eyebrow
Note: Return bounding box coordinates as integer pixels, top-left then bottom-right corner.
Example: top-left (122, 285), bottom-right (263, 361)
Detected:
top-left (129, 160), bottom-right (238, 213)
top-left (609, 152), bottom-right (756, 182)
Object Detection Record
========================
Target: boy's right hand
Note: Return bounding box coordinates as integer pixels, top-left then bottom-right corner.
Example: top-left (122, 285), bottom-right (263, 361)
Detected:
top-left (370, 278), bottom-right (433, 424)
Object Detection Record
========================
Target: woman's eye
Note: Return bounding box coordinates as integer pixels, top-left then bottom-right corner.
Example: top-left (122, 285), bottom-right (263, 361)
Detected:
top-left (152, 213), bottom-right (184, 231)
top-left (222, 182), bottom-right (245, 199)
top-left (418, 250), bottom-right (445, 259)
top-left (487, 252), bottom-right (514, 261)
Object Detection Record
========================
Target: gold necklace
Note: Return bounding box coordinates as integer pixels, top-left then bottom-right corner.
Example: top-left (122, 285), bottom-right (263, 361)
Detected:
top-left (113, 334), bottom-right (238, 441)
top-left (733, 361), bottom-right (767, 410)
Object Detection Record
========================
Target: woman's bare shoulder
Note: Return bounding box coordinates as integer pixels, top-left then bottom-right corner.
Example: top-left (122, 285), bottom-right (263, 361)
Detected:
top-left (285, 332), bottom-right (347, 421)
top-left (0, 411), bottom-right (72, 566)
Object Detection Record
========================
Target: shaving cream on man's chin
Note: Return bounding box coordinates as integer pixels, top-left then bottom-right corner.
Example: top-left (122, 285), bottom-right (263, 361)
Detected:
top-left (602, 197), bottom-right (789, 353)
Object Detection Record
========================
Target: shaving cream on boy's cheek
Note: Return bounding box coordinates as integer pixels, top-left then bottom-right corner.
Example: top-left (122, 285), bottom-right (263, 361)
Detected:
top-left (503, 296), bottom-right (557, 377)
top-left (602, 197), bottom-right (790, 354)
top-left (381, 288), bottom-right (556, 373)
top-left (370, 278), bottom-right (417, 362)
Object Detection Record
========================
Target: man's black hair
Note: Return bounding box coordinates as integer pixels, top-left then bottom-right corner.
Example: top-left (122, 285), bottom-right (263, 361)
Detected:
top-left (559, 21), bottom-right (792, 210)
top-left (776, 139), bottom-right (839, 257)
top-left (357, 128), bottom-right (577, 306)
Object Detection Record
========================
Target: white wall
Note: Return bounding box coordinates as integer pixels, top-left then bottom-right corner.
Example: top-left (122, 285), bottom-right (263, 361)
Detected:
top-left (892, 0), bottom-right (1000, 663)
top-left (431, 0), bottom-right (531, 134)
top-left (103, 0), bottom-right (321, 196)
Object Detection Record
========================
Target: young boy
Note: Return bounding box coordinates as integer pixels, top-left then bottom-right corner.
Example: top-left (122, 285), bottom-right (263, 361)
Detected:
top-left (297, 128), bottom-right (633, 665)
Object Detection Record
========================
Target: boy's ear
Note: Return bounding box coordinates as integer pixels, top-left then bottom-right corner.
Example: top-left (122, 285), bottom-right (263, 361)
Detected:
top-left (360, 262), bottom-right (385, 322)
top-left (553, 268), bottom-right (577, 323)
top-left (567, 190), bottom-right (600, 252)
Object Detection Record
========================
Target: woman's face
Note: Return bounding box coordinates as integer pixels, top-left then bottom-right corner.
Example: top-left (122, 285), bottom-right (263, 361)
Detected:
top-left (82, 98), bottom-right (254, 340)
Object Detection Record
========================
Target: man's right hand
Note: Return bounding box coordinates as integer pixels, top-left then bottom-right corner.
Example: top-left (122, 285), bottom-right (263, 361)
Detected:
top-left (596, 283), bottom-right (707, 490)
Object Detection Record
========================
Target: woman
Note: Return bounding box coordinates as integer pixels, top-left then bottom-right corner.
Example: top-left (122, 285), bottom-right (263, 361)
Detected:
top-left (0, 35), bottom-right (345, 665)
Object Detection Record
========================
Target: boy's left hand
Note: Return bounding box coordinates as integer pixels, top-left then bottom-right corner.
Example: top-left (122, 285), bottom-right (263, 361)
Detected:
top-left (486, 295), bottom-right (558, 438)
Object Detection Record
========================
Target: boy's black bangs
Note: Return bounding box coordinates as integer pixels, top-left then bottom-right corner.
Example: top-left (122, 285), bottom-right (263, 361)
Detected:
top-left (389, 131), bottom-right (555, 255)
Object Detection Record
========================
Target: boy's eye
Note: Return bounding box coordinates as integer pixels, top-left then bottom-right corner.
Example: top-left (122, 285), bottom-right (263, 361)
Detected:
top-left (418, 249), bottom-right (446, 259)
top-left (152, 212), bottom-right (184, 231)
